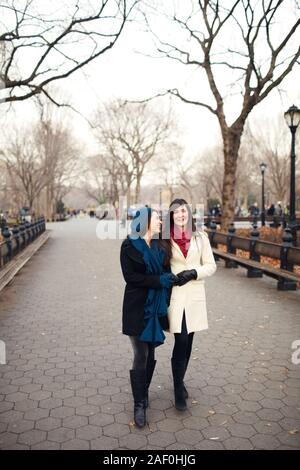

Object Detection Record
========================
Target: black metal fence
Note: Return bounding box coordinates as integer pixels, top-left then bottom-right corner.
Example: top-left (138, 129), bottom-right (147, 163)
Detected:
top-left (207, 221), bottom-right (300, 290)
top-left (204, 214), bottom-right (300, 228)
top-left (0, 216), bottom-right (46, 269)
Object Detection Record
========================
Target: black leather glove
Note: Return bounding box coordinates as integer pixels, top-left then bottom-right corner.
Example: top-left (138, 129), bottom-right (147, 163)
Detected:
top-left (176, 269), bottom-right (197, 286)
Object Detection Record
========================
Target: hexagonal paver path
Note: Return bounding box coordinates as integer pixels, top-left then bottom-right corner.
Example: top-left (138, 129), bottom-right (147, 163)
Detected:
top-left (0, 218), bottom-right (300, 450)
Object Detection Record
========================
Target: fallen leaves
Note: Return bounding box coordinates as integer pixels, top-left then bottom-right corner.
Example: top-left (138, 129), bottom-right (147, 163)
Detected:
top-left (289, 429), bottom-right (299, 435)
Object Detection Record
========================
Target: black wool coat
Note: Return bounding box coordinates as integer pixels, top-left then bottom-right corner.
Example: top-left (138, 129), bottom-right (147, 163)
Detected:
top-left (120, 237), bottom-right (170, 336)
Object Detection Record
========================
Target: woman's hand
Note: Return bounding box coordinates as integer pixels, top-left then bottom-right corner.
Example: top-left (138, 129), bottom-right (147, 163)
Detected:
top-left (159, 273), bottom-right (179, 288)
top-left (176, 269), bottom-right (197, 286)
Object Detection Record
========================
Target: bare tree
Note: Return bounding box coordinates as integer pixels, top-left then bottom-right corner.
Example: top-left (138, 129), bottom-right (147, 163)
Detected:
top-left (0, 157), bottom-right (7, 204)
top-left (178, 163), bottom-right (199, 206)
top-left (140, 0), bottom-right (300, 229)
top-left (0, 0), bottom-right (139, 105)
top-left (83, 155), bottom-right (111, 206)
top-left (2, 100), bottom-right (80, 217)
top-left (195, 147), bottom-right (224, 209)
top-left (153, 142), bottom-right (224, 209)
top-left (83, 153), bottom-right (127, 207)
top-left (93, 99), bottom-right (172, 205)
top-left (154, 142), bottom-right (183, 203)
top-left (34, 99), bottom-right (81, 218)
top-left (3, 129), bottom-right (48, 210)
top-left (240, 116), bottom-right (300, 205)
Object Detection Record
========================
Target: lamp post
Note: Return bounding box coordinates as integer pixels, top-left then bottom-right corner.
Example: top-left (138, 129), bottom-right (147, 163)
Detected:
top-left (284, 104), bottom-right (300, 246)
top-left (259, 162), bottom-right (267, 227)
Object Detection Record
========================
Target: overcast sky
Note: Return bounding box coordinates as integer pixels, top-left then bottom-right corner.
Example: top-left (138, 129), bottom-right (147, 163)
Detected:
top-left (1, 0), bottom-right (299, 165)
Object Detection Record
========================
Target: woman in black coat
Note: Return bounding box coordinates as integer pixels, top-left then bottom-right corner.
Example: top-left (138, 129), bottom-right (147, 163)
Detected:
top-left (120, 207), bottom-right (178, 428)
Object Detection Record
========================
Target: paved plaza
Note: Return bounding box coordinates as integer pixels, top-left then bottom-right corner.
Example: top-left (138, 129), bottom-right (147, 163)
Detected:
top-left (0, 217), bottom-right (299, 450)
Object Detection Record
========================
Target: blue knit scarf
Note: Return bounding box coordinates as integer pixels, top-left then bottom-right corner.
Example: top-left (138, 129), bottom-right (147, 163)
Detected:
top-left (128, 236), bottom-right (168, 347)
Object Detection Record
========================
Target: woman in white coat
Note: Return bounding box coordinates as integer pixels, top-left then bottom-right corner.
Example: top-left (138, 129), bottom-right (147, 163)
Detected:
top-left (163, 198), bottom-right (217, 411)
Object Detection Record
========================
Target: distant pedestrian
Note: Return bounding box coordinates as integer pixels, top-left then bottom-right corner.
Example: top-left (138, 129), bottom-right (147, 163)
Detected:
top-left (275, 201), bottom-right (283, 216)
top-left (284, 205), bottom-right (289, 216)
top-left (267, 204), bottom-right (275, 216)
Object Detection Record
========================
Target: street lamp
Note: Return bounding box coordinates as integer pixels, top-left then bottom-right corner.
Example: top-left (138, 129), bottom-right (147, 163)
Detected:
top-left (259, 162), bottom-right (267, 227)
top-left (284, 104), bottom-right (300, 245)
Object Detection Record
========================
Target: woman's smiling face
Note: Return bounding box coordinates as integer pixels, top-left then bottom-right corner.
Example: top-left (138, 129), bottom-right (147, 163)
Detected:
top-left (173, 205), bottom-right (189, 228)
top-left (150, 210), bottom-right (162, 235)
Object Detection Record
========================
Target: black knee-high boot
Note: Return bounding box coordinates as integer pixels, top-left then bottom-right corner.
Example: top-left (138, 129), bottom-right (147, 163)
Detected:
top-left (183, 370), bottom-right (189, 399)
top-left (144, 359), bottom-right (156, 409)
top-left (183, 333), bottom-right (194, 399)
top-left (171, 358), bottom-right (187, 411)
top-left (183, 349), bottom-right (193, 399)
top-left (130, 369), bottom-right (147, 427)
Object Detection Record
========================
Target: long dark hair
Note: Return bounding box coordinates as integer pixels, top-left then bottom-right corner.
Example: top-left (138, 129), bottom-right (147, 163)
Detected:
top-left (160, 198), bottom-right (196, 267)
top-left (130, 206), bottom-right (171, 269)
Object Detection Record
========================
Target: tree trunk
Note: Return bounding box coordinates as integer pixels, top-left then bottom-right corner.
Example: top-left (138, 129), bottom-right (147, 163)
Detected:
top-left (46, 185), bottom-right (51, 221)
top-left (126, 175), bottom-right (131, 209)
top-left (46, 184), bottom-right (55, 221)
top-left (135, 174), bottom-right (141, 204)
top-left (220, 128), bottom-right (243, 231)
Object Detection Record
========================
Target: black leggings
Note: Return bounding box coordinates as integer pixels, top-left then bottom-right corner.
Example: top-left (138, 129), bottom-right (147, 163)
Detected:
top-left (129, 336), bottom-right (155, 370)
top-left (172, 312), bottom-right (194, 363)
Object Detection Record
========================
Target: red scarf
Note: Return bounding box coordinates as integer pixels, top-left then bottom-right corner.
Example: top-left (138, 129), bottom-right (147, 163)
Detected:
top-left (171, 226), bottom-right (191, 258)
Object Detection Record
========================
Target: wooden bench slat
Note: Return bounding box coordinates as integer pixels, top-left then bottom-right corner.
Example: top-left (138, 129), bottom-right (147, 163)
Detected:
top-left (213, 248), bottom-right (300, 283)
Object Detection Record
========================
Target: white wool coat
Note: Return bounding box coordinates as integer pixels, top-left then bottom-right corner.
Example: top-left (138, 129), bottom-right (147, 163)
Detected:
top-left (168, 231), bottom-right (217, 333)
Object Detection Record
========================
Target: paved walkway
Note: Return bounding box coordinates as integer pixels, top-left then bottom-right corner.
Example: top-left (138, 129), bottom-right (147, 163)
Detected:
top-left (0, 217), bottom-right (299, 450)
